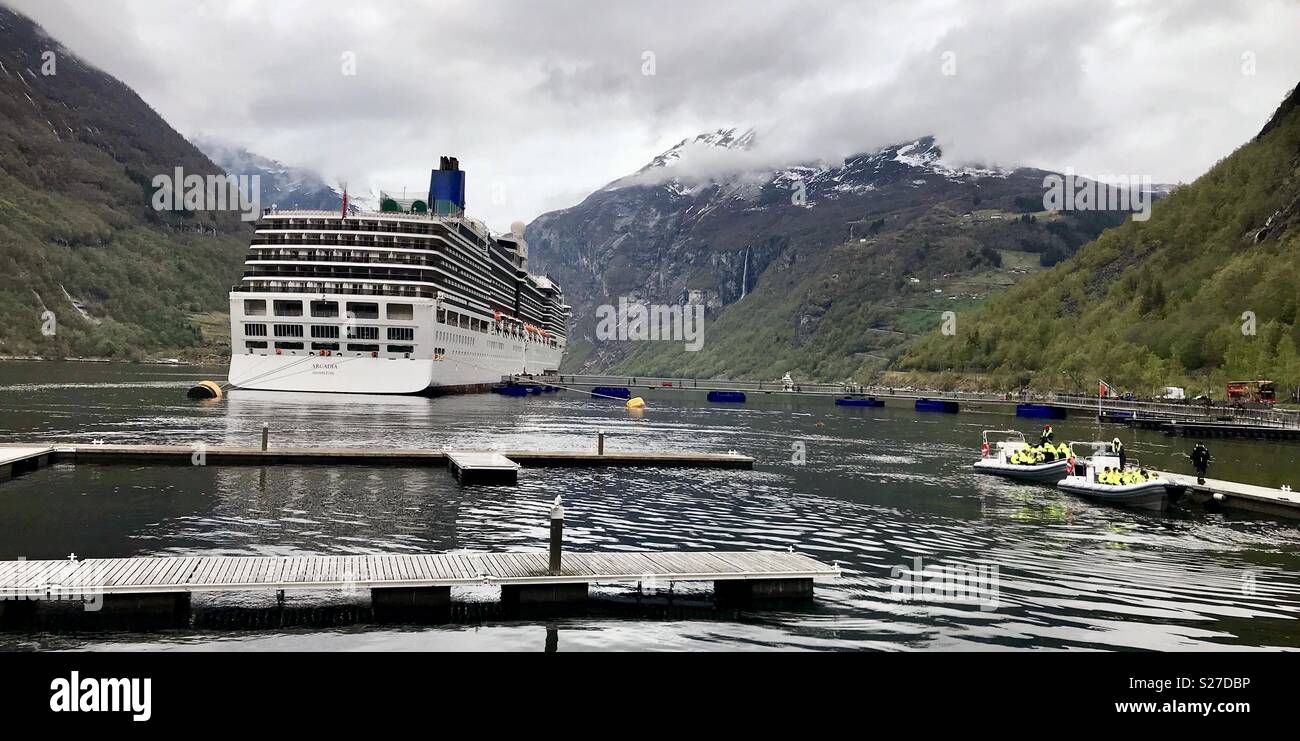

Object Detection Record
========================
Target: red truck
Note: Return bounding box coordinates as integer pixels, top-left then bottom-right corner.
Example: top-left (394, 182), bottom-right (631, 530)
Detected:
top-left (1225, 380), bottom-right (1276, 405)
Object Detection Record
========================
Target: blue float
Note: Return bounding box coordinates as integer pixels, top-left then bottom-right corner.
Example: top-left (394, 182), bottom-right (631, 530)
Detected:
top-left (835, 397), bottom-right (884, 407)
top-left (592, 386), bottom-right (632, 399)
top-left (707, 390), bottom-right (747, 403)
top-left (1015, 403), bottom-right (1068, 419)
top-left (915, 398), bottom-right (960, 413)
top-left (493, 385), bottom-right (530, 397)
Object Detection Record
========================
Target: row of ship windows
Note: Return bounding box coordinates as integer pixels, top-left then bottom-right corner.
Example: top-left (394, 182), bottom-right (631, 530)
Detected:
top-left (246, 341), bottom-right (414, 354)
top-left (261, 220), bottom-right (487, 244)
top-left (244, 299), bottom-right (413, 320)
top-left (243, 299), bottom-right (557, 335)
top-left (244, 264), bottom-right (499, 305)
top-left (244, 324), bottom-right (415, 341)
top-left (435, 329), bottom-right (474, 346)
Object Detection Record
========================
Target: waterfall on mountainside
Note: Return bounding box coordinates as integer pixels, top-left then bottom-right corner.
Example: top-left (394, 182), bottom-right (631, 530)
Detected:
top-left (740, 246), bottom-right (750, 299)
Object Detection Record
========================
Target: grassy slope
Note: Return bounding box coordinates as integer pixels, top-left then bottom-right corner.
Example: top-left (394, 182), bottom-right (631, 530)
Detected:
top-left (606, 204), bottom-right (1114, 383)
top-left (0, 7), bottom-right (247, 360)
top-left (899, 84), bottom-right (1300, 395)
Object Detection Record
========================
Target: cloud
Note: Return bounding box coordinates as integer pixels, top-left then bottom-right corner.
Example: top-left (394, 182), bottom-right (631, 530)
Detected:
top-left (7, 0), bottom-right (1299, 228)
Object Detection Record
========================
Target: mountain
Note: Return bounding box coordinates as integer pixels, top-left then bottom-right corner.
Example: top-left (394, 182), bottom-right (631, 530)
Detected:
top-left (193, 136), bottom-right (344, 212)
top-left (527, 128), bottom-right (1133, 380)
top-left (900, 80), bottom-right (1300, 398)
top-left (0, 5), bottom-right (248, 360)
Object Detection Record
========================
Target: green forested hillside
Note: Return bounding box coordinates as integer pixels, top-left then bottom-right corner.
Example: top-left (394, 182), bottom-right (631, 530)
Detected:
top-left (606, 203), bottom-right (1122, 381)
top-left (0, 6), bottom-right (247, 359)
top-left (900, 82), bottom-right (1300, 397)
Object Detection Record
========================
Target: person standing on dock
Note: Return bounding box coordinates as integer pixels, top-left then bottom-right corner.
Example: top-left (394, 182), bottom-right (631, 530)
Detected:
top-left (1191, 442), bottom-right (1211, 484)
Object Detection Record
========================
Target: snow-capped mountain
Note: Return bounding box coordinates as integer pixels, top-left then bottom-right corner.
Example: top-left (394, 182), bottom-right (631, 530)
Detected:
top-left (526, 132), bottom-right (1135, 376)
top-left (192, 136), bottom-right (350, 212)
top-left (614, 127), bottom-right (758, 182)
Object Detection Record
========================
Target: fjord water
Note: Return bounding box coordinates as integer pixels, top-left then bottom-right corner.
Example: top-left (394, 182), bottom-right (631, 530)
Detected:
top-left (1, 361), bottom-right (1299, 651)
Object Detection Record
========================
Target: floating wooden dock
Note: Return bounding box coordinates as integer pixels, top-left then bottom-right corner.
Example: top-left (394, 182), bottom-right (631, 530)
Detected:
top-left (0, 446), bottom-right (53, 483)
top-left (1160, 421), bottom-right (1300, 441)
top-left (447, 451), bottom-right (519, 485)
top-left (0, 443), bottom-right (754, 487)
top-left (0, 550), bottom-right (839, 620)
top-left (1155, 470), bottom-right (1300, 519)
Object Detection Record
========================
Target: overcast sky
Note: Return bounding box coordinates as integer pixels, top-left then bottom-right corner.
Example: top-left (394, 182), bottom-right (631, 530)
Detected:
top-left (9, 0), bottom-right (1300, 230)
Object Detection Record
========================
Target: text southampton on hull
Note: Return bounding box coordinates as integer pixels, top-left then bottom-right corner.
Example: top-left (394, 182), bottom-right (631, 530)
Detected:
top-left (226, 156), bottom-right (571, 394)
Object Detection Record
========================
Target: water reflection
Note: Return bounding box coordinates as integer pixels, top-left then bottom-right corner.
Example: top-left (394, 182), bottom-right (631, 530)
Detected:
top-left (0, 361), bottom-right (1299, 650)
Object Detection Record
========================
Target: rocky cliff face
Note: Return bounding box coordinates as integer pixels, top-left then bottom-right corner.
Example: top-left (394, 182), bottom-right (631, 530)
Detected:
top-left (527, 129), bottom-right (1130, 379)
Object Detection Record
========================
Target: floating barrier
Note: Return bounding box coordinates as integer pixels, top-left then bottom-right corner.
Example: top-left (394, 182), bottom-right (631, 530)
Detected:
top-left (186, 380), bottom-right (223, 400)
top-left (915, 398), bottom-right (960, 413)
top-left (706, 390), bottom-right (747, 403)
top-left (1015, 403), bottom-right (1068, 420)
top-left (835, 397), bottom-right (884, 407)
top-left (626, 396), bottom-right (646, 409)
top-left (493, 385), bottom-right (531, 397)
top-left (592, 386), bottom-right (632, 399)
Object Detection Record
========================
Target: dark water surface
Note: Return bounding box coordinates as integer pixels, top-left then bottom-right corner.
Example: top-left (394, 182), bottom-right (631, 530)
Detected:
top-left (1, 361), bottom-right (1299, 651)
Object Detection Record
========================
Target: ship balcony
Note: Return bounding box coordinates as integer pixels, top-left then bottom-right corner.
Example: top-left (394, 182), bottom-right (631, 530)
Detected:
top-left (231, 283), bottom-right (437, 299)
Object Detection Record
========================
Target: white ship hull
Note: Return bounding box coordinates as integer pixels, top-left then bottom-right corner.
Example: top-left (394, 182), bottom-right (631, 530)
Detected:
top-left (226, 291), bottom-right (564, 394)
top-left (225, 192), bottom-right (571, 395)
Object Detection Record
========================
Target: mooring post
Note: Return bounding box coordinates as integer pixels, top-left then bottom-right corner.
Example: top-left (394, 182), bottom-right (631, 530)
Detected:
top-left (597, 431), bottom-right (605, 455)
top-left (261, 423), bottom-right (269, 451)
top-left (549, 496), bottom-right (564, 574)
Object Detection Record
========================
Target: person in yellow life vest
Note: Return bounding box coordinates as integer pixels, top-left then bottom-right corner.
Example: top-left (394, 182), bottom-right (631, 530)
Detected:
top-left (1098, 467), bottom-right (1111, 484)
top-left (1034, 447), bottom-right (1046, 463)
top-left (1057, 442), bottom-right (1071, 460)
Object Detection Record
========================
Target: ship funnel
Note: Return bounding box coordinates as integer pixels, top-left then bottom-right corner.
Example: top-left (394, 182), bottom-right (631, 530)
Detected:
top-left (429, 156), bottom-right (466, 215)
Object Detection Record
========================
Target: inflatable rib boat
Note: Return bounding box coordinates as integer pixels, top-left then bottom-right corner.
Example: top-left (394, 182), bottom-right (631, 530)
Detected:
top-left (1054, 446), bottom-right (1172, 511)
top-left (971, 430), bottom-right (1074, 483)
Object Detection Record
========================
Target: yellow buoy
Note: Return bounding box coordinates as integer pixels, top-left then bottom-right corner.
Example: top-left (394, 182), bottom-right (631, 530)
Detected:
top-left (625, 396), bottom-right (646, 409)
top-left (186, 380), bottom-right (224, 400)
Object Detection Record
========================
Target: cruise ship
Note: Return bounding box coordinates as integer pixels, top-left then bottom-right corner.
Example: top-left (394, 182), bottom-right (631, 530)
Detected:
top-left (227, 157), bottom-right (569, 394)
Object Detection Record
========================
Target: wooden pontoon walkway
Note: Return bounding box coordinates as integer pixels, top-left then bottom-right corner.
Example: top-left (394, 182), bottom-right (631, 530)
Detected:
top-left (0, 443), bottom-right (753, 489)
top-left (1155, 470), bottom-right (1300, 519)
top-left (0, 446), bottom-right (53, 482)
top-left (23, 444), bottom-right (754, 469)
top-left (0, 550), bottom-right (838, 603)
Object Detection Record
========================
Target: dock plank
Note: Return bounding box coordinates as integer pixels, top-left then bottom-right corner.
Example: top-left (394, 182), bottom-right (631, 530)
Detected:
top-left (0, 550), bottom-right (838, 596)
